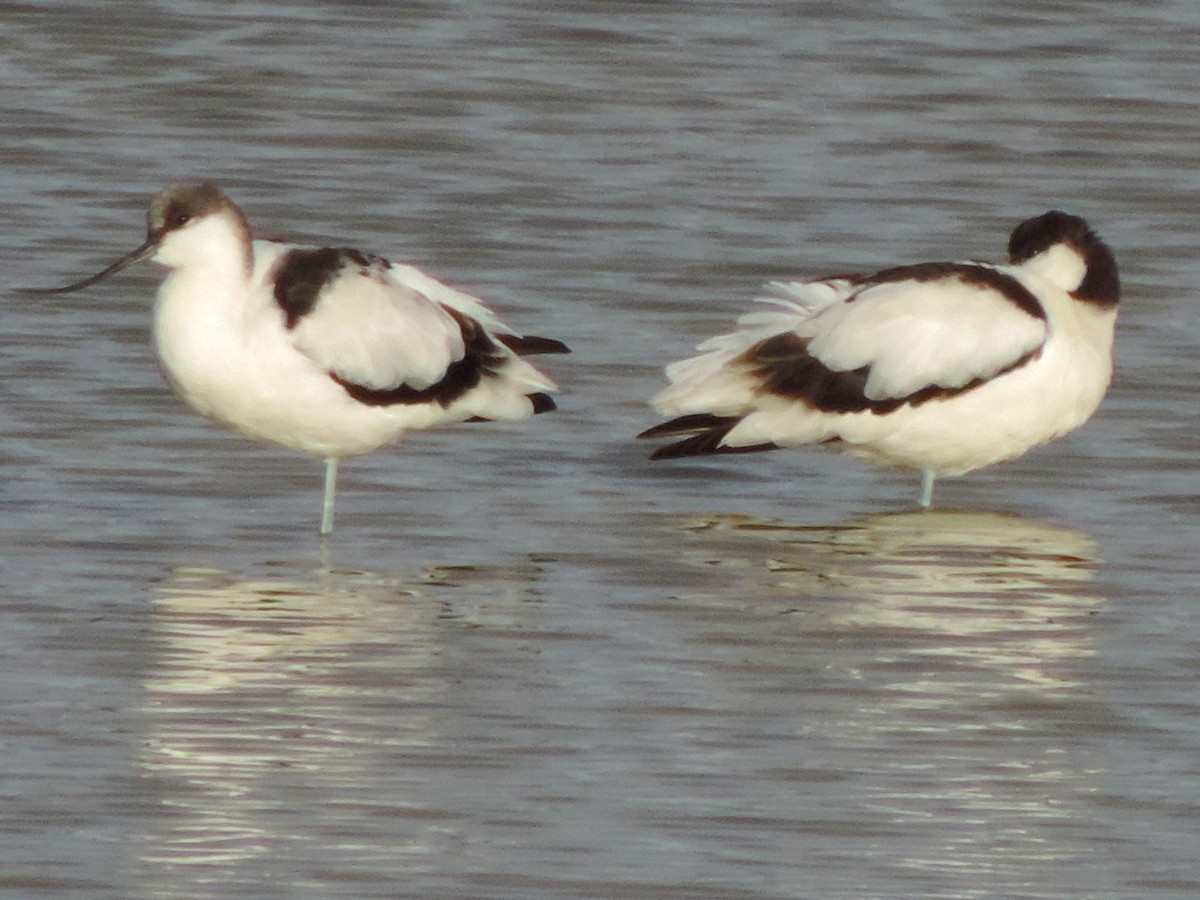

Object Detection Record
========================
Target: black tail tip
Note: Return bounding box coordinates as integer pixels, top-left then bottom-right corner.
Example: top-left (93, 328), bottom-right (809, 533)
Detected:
top-left (639, 413), bottom-right (780, 460)
top-left (499, 334), bottom-right (571, 356)
top-left (637, 413), bottom-right (738, 441)
top-left (530, 392), bottom-right (557, 414)
top-left (648, 435), bottom-right (779, 460)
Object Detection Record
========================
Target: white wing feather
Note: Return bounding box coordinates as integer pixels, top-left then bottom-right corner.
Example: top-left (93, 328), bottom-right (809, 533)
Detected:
top-left (387, 263), bottom-right (515, 336)
top-left (282, 257), bottom-right (557, 419)
top-left (801, 274), bottom-right (1047, 399)
top-left (287, 264), bottom-right (467, 391)
top-left (656, 280), bottom-right (855, 408)
top-left (654, 268), bottom-right (1047, 415)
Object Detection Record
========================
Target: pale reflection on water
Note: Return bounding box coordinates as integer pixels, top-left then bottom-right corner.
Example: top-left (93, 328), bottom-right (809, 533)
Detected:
top-left (136, 563), bottom-right (558, 886)
top-left (132, 513), bottom-right (1112, 896)
top-left (647, 510), bottom-right (1107, 887)
top-left (708, 509), bottom-right (1100, 681)
top-left (135, 558), bottom-right (570, 895)
top-left (140, 568), bottom-right (430, 869)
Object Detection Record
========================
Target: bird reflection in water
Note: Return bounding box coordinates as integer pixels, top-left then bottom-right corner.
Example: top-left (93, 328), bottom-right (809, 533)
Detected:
top-left (656, 508), bottom-right (1108, 882)
top-left (136, 567), bottom-right (440, 873)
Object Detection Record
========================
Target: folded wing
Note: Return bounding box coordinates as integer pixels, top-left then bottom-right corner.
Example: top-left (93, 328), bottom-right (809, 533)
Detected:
top-left (644, 263), bottom-right (1049, 455)
top-left (273, 248), bottom-right (561, 416)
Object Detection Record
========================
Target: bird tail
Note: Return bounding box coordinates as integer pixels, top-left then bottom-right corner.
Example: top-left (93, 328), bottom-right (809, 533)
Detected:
top-left (637, 413), bottom-right (778, 460)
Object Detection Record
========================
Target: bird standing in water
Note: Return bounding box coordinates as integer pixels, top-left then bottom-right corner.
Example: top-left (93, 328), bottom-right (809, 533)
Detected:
top-left (639, 211), bottom-right (1118, 507)
top-left (29, 182), bottom-right (569, 535)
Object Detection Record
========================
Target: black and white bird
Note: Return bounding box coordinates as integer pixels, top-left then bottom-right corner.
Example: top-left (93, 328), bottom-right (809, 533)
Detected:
top-left (638, 211), bottom-right (1119, 507)
top-left (29, 182), bottom-right (569, 534)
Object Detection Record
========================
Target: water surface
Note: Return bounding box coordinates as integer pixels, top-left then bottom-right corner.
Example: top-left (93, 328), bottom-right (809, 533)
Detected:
top-left (2, 2), bottom-right (1200, 897)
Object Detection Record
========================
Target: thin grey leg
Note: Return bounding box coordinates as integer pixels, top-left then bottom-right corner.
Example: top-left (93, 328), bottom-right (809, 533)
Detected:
top-left (320, 458), bottom-right (338, 536)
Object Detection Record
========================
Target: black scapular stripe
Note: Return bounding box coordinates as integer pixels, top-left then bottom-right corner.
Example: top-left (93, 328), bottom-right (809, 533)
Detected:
top-left (273, 247), bottom-right (385, 329)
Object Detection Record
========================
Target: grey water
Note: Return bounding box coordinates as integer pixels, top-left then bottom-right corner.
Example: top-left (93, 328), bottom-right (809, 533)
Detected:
top-left (2, 1), bottom-right (1200, 897)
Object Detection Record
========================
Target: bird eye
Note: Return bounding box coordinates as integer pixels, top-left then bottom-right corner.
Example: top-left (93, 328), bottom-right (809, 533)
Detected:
top-left (168, 211), bottom-right (192, 229)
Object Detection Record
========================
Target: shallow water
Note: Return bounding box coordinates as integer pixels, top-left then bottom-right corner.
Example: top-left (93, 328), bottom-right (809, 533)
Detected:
top-left (3, 1), bottom-right (1200, 897)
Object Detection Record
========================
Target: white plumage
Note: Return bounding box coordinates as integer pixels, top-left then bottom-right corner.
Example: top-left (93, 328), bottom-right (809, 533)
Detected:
top-left (639, 211), bottom-right (1119, 507)
top-left (31, 182), bottom-right (568, 534)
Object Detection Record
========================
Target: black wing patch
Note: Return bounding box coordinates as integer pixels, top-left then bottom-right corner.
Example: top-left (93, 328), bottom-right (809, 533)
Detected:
top-left (274, 247), bottom-right (391, 329)
top-left (744, 333), bottom-right (898, 415)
